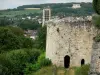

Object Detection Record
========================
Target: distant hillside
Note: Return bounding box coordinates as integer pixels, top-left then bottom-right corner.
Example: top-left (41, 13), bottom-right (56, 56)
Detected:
top-left (0, 2), bottom-right (95, 18)
top-left (17, 2), bottom-right (95, 16)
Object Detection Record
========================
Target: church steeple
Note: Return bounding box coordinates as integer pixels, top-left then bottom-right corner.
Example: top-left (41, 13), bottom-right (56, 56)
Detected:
top-left (42, 6), bottom-right (51, 26)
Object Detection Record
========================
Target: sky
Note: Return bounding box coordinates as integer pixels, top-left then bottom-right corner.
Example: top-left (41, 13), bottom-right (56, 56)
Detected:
top-left (0, 0), bottom-right (92, 9)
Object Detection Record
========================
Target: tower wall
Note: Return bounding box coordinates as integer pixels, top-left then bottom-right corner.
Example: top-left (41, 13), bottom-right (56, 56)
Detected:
top-left (90, 42), bottom-right (100, 75)
top-left (46, 19), bottom-right (97, 67)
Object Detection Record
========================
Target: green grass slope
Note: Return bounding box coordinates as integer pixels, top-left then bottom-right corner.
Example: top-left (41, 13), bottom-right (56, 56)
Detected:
top-left (30, 65), bottom-right (90, 75)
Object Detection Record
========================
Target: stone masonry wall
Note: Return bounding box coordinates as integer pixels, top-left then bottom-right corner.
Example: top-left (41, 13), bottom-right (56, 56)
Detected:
top-left (46, 20), bottom-right (97, 67)
top-left (90, 42), bottom-right (100, 75)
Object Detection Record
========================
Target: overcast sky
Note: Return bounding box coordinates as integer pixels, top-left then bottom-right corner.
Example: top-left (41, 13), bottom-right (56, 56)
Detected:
top-left (0, 0), bottom-right (92, 9)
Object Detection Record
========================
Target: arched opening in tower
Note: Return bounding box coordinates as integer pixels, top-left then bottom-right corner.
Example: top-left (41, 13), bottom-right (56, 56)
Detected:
top-left (81, 59), bottom-right (85, 66)
top-left (64, 55), bottom-right (70, 68)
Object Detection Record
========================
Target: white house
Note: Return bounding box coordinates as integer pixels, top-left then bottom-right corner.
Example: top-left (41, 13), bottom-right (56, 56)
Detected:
top-left (72, 4), bottom-right (81, 9)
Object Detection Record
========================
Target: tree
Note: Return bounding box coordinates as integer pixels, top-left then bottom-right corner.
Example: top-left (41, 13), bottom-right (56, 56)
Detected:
top-left (19, 19), bottom-right (41, 30)
top-left (93, 0), bottom-right (100, 14)
top-left (0, 49), bottom-right (41, 75)
top-left (92, 0), bottom-right (100, 42)
top-left (0, 17), bottom-right (11, 26)
top-left (0, 27), bottom-right (34, 52)
top-left (34, 26), bottom-right (47, 50)
top-left (0, 27), bottom-right (23, 51)
top-left (7, 26), bottom-right (24, 36)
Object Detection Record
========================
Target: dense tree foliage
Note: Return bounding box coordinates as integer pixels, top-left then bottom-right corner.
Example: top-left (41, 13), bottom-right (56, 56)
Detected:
top-left (18, 19), bottom-right (41, 30)
top-left (0, 17), bottom-right (13, 26)
top-left (34, 26), bottom-right (47, 50)
top-left (0, 49), bottom-right (41, 75)
top-left (7, 26), bottom-right (24, 36)
top-left (93, 0), bottom-right (100, 14)
top-left (0, 27), bottom-right (34, 52)
top-left (0, 23), bottom-right (50, 75)
top-left (92, 0), bottom-right (100, 42)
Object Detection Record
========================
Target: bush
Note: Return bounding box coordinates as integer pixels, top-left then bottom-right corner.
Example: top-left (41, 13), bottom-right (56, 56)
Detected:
top-left (75, 64), bottom-right (90, 75)
top-left (92, 15), bottom-right (100, 29)
top-left (0, 27), bottom-right (23, 52)
top-left (25, 49), bottom-right (41, 64)
top-left (23, 63), bottom-right (41, 74)
top-left (38, 53), bottom-right (51, 67)
top-left (39, 58), bottom-right (52, 67)
top-left (32, 63), bottom-right (41, 71)
top-left (24, 53), bottom-right (51, 74)
top-left (0, 54), bottom-right (13, 75)
top-left (0, 27), bottom-right (35, 52)
top-left (18, 19), bottom-right (41, 30)
top-left (93, 34), bottom-right (100, 42)
top-left (0, 48), bottom-right (41, 75)
top-left (22, 37), bottom-right (34, 48)
top-left (35, 26), bottom-right (47, 50)
top-left (7, 26), bottom-right (24, 36)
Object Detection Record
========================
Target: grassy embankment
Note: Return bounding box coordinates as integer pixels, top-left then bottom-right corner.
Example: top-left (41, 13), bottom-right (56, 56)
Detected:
top-left (30, 64), bottom-right (90, 75)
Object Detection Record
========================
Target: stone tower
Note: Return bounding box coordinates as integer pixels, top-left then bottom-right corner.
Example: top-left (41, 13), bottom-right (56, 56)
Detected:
top-left (46, 17), bottom-right (97, 68)
top-left (42, 7), bottom-right (51, 26)
top-left (89, 42), bottom-right (100, 75)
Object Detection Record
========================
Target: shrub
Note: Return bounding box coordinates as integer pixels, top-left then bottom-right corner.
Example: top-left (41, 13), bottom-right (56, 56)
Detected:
top-left (23, 63), bottom-right (40, 74)
top-left (18, 19), bottom-right (41, 30)
top-left (24, 53), bottom-right (51, 74)
top-left (0, 27), bottom-right (23, 52)
top-left (22, 37), bottom-right (34, 48)
top-left (38, 53), bottom-right (51, 67)
top-left (0, 48), bottom-right (41, 75)
top-left (39, 58), bottom-right (52, 67)
top-left (35, 26), bottom-right (47, 50)
top-left (75, 64), bottom-right (90, 75)
top-left (25, 49), bottom-right (41, 64)
top-left (93, 34), bottom-right (100, 42)
top-left (7, 26), bottom-right (24, 36)
top-left (32, 63), bottom-right (41, 71)
top-left (0, 54), bottom-right (13, 75)
top-left (0, 27), bottom-right (35, 53)
top-left (92, 15), bottom-right (100, 29)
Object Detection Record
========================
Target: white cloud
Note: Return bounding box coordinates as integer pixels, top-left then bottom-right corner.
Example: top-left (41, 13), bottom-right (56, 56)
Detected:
top-left (0, 0), bottom-right (92, 9)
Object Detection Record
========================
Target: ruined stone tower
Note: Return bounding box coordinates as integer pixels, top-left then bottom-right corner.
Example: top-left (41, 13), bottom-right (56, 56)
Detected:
top-left (89, 41), bottom-right (100, 75)
top-left (46, 17), bottom-right (97, 68)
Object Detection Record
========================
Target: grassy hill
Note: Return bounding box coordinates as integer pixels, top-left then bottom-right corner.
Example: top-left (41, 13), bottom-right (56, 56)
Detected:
top-left (0, 9), bottom-right (42, 18)
top-left (0, 3), bottom-right (94, 18)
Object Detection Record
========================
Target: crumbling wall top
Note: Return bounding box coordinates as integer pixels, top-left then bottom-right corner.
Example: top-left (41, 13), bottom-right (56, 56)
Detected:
top-left (46, 16), bottom-right (92, 24)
